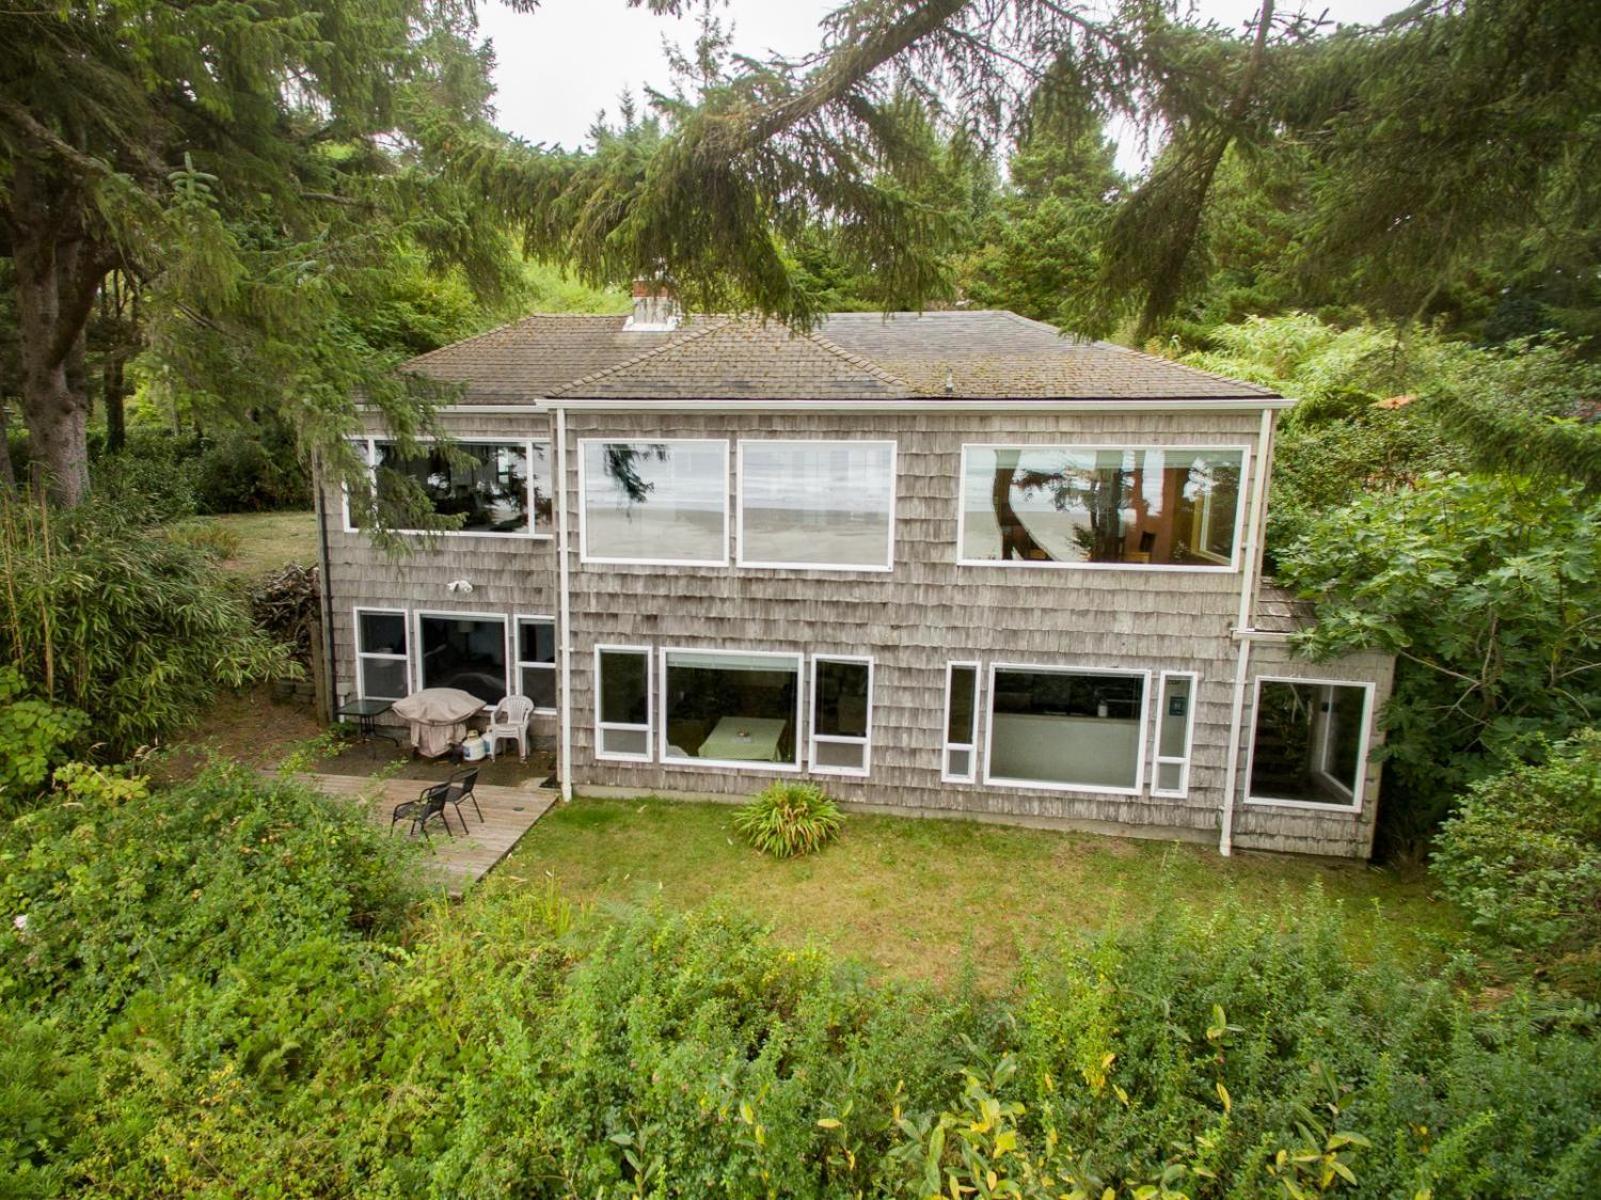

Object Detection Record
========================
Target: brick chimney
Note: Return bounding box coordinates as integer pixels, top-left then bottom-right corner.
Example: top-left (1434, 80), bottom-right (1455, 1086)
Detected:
top-left (625, 278), bottom-right (681, 331)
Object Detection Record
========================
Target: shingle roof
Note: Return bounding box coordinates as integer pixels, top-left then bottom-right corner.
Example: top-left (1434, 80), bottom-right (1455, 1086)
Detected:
top-left (401, 314), bottom-right (675, 399)
top-left (401, 309), bottom-right (1282, 404)
top-left (547, 317), bottom-right (912, 400)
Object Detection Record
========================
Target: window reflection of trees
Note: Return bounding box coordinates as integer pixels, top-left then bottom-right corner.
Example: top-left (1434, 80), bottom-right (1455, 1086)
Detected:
top-left (982, 448), bottom-right (1240, 565)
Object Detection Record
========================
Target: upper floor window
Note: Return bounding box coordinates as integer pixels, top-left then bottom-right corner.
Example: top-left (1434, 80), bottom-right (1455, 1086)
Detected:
top-left (363, 439), bottom-right (551, 536)
top-left (959, 445), bottom-right (1247, 569)
top-left (737, 440), bottom-right (896, 570)
top-left (580, 439), bottom-right (728, 565)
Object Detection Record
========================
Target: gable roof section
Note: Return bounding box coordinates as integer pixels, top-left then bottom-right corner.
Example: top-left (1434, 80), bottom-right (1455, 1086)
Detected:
top-left (549, 317), bottom-right (912, 400)
top-left (400, 308), bottom-right (1283, 405)
top-left (400, 314), bottom-right (674, 400)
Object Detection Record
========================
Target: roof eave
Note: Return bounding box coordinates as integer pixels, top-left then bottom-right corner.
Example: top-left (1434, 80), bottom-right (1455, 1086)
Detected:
top-left (539, 395), bottom-right (1293, 412)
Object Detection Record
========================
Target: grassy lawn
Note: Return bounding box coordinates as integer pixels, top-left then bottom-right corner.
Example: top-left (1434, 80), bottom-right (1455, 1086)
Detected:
top-left (205, 509), bottom-right (319, 577)
top-left (503, 796), bottom-right (1458, 989)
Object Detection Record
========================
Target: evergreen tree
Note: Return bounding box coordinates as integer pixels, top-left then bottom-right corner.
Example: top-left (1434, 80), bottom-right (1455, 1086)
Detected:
top-left (0, 0), bottom-right (524, 506)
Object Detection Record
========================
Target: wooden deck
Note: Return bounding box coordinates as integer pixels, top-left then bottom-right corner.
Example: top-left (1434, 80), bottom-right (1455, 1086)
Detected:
top-left (287, 772), bottom-right (558, 894)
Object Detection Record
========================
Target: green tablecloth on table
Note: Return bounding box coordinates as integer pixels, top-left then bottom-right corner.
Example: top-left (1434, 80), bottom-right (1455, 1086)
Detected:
top-left (698, 716), bottom-right (787, 762)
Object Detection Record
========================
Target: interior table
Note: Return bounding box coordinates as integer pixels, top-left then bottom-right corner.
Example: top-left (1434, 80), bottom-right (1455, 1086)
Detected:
top-left (698, 716), bottom-right (788, 763)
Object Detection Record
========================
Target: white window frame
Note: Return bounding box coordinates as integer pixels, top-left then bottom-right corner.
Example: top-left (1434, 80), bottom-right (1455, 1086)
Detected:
top-left (342, 436), bottom-right (552, 539)
top-left (735, 439), bottom-right (897, 572)
top-left (1244, 675), bottom-right (1375, 814)
top-left (658, 646), bottom-right (804, 774)
top-left (983, 661), bottom-right (1153, 797)
top-left (955, 443), bottom-right (1253, 573)
top-left (352, 606), bottom-right (410, 702)
top-left (809, 654), bottom-right (875, 777)
top-left (411, 610), bottom-right (511, 710)
top-left (1150, 670), bottom-right (1200, 799)
top-left (594, 643), bottom-right (653, 763)
top-left (577, 437), bottom-right (730, 567)
top-left (513, 614), bottom-right (558, 715)
top-left (941, 660), bottom-right (981, 784)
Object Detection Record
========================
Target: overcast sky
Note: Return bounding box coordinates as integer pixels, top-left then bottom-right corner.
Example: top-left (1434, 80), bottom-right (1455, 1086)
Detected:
top-left (477, 0), bottom-right (1415, 171)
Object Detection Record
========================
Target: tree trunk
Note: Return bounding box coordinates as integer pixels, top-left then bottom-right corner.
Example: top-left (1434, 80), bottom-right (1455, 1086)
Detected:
top-left (0, 402), bottom-right (15, 493)
top-left (104, 354), bottom-right (127, 453)
top-left (9, 163), bottom-right (105, 507)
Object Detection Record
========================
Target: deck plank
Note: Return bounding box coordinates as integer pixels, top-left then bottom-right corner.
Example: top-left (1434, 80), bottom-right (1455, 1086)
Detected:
top-left (284, 772), bottom-right (557, 894)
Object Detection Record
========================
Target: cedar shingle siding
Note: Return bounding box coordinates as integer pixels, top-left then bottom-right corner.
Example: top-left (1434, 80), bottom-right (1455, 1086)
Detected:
top-left (324, 310), bottom-right (1392, 858)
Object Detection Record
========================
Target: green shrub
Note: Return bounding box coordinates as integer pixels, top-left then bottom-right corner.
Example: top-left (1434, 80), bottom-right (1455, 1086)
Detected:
top-left (732, 781), bottom-right (844, 858)
top-left (191, 427), bottom-right (310, 514)
top-left (4, 828), bottom-right (1601, 1198)
top-left (91, 429), bottom-right (201, 523)
top-left (0, 766), bottom-right (422, 1195)
top-left (0, 496), bottom-right (295, 757)
top-left (0, 669), bottom-right (89, 816)
top-left (1432, 730), bottom-right (1601, 991)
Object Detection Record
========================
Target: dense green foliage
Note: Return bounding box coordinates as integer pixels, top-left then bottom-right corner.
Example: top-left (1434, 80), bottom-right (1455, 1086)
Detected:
top-left (732, 781), bottom-right (844, 858)
top-left (1279, 474), bottom-right (1601, 847)
top-left (2, 770), bottom-right (1598, 1197)
top-left (1432, 730), bottom-right (1601, 995)
top-left (0, 767), bottom-right (419, 1196)
top-left (0, 498), bottom-right (294, 758)
top-left (0, 670), bottom-right (87, 817)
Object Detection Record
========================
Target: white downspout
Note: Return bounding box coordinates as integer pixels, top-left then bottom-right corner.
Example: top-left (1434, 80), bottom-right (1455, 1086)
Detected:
top-left (1220, 407), bottom-right (1276, 855)
top-left (555, 405), bottom-right (574, 802)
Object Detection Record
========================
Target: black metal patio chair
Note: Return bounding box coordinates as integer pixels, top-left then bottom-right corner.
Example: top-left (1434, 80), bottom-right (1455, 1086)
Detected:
top-left (441, 767), bottom-right (483, 826)
top-left (390, 782), bottom-right (455, 842)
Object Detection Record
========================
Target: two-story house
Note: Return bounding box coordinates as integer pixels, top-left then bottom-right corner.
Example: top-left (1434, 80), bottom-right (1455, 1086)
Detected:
top-left (317, 292), bottom-right (1393, 858)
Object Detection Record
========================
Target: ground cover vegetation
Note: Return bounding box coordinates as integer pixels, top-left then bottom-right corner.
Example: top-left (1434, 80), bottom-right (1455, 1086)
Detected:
top-left (1, 767), bottom-right (1598, 1198)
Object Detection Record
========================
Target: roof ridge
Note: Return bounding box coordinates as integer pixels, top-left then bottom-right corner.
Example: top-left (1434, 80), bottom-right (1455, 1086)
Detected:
top-left (400, 312), bottom-right (629, 371)
top-left (802, 329), bottom-right (914, 392)
top-left (546, 316), bottom-right (730, 397)
top-left (401, 314), bottom-right (546, 370)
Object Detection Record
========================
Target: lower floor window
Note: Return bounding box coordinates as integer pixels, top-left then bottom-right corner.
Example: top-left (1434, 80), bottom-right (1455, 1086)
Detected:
top-left (1247, 678), bottom-right (1372, 810)
top-left (596, 646), bottom-right (651, 760)
top-left (986, 665), bottom-right (1148, 793)
top-left (1152, 671), bottom-right (1197, 797)
top-left (355, 609), bottom-right (409, 701)
top-left (810, 656), bottom-right (872, 775)
top-left (418, 614), bottom-right (508, 706)
top-left (943, 662), bottom-right (979, 782)
top-left (516, 617), bottom-right (557, 711)
top-left (662, 649), bottom-right (802, 769)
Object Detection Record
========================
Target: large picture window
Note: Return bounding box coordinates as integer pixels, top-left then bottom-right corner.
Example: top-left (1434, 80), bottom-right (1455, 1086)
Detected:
top-left (416, 613), bottom-right (508, 706)
top-left (1246, 678), bottom-right (1372, 811)
top-left (580, 439), bottom-right (728, 564)
top-left (367, 439), bottom-right (551, 535)
top-left (661, 649), bottom-right (802, 770)
top-left (515, 617), bottom-right (557, 712)
top-left (596, 646), bottom-right (652, 761)
top-left (959, 445), bottom-right (1246, 568)
top-left (810, 656), bottom-right (873, 776)
top-left (354, 608), bottom-right (409, 701)
top-left (985, 664), bottom-right (1148, 794)
top-left (738, 441), bottom-right (896, 570)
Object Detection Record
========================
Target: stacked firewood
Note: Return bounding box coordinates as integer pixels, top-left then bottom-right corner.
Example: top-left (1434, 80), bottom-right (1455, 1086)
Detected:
top-left (250, 563), bottom-right (320, 666)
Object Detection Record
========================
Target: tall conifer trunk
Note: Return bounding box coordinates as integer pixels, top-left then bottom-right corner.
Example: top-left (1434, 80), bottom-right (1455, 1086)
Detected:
top-left (9, 161), bottom-right (105, 507)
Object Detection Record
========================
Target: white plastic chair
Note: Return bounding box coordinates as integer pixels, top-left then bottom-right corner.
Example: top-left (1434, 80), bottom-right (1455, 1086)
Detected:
top-left (486, 695), bottom-right (536, 761)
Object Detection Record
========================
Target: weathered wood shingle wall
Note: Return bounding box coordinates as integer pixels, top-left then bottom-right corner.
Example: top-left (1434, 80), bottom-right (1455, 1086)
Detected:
top-left (325, 410), bottom-right (558, 743)
top-left (561, 410), bottom-right (1329, 846)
